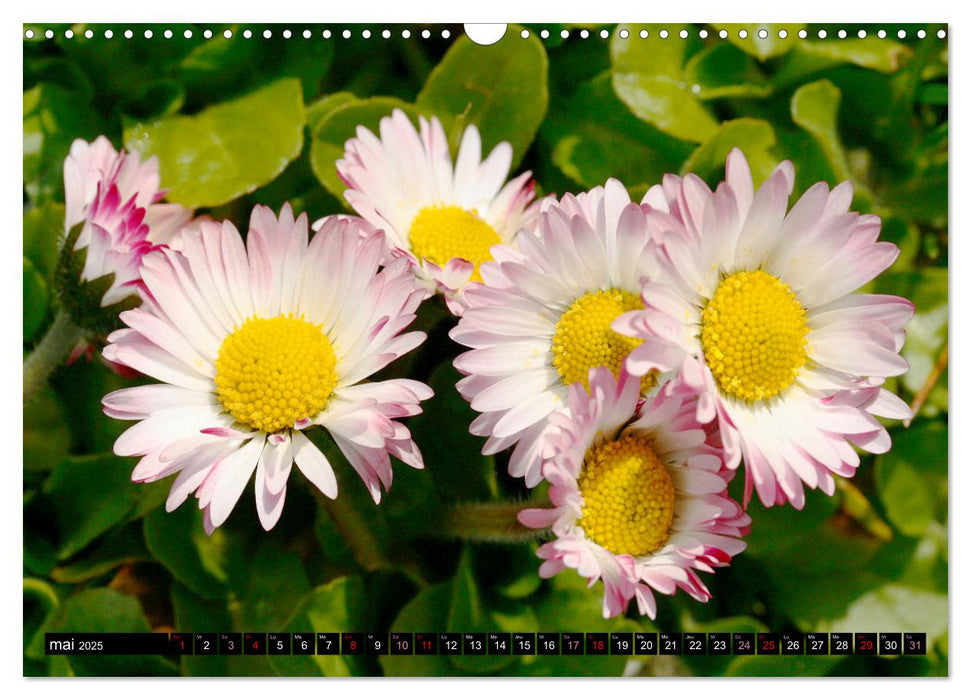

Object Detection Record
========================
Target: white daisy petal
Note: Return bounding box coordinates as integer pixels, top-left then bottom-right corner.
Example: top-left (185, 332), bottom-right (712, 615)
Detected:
top-left (259, 433), bottom-right (293, 496)
top-left (103, 337), bottom-right (212, 392)
top-left (615, 150), bottom-right (913, 507)
top-left (291, 431), bottom-right (338, 500)
top-left (165, 444), bottom-right (228, 512)
top-left (103, 205), bottom-right (430, 531)
top-left (255, 457), bottom-right (287, 531)
top-left (520, 370), bottom-right (748, 619)
top-left (207, 436), bottom-right (265, 528)
top-left (337, 108), bottom-right (538, 311)
top-left (453, 183), bottom-right (663, 483)
top-left (102, 384), bottom-right (215, 420)
top-left (60, 137), bottom-right (193, 308)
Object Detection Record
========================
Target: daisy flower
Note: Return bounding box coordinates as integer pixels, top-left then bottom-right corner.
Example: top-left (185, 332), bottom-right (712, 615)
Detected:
top-left (64, 136), bottom-right (193, 306)
top-left (614, 149), bottom-right (914, 508)
top-left (450, 180), bottom-right (662, 486)
top-left (332, 108), bottom-right (539, 313)
top-left (101, 204), bottom-right (432, 532)
top-left (23, 137), bottom-right (195, 400)
top-left (518, 368), bottom-right (749, 619)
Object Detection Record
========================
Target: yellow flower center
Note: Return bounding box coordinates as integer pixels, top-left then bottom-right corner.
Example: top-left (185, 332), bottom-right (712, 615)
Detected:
top-left (700, 270), bottom-right (809, 403)
top-left (214, 315), bottom-right (338, 434)
top-left (578, 435), bottom-right (675, 557)
top-left (551, 289), bottom-right (654, 393)
top-left (408, 205), bottom-right (501, 282)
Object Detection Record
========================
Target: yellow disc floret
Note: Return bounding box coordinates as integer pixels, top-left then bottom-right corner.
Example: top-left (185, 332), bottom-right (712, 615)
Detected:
top-left (214, 314), bottom-right (338, 434)
top-left (409, 205), bottom-right (502, 282)
top-left (551, 289), bottom-right (654, 393)
top-left (700, 270), bottom-right (809, 403)
top-left (578, 435), bottom-right (676, 557)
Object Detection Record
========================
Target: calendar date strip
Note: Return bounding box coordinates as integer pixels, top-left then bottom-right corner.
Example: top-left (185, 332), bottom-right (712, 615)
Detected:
top-left (46, 631), bottom-right (928, 656)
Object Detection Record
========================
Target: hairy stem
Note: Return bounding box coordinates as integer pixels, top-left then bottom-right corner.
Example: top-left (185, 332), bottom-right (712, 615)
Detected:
top-left (836, 478), bottom-right (893, 542)
top-left (437, 499), bottom-right (550, 544)
top-left (905, 341), bottom-right (948, 427)
top-left (23, 312), bottom-right (84, 403)
top-left (316, 492), bottom-right (389, 573)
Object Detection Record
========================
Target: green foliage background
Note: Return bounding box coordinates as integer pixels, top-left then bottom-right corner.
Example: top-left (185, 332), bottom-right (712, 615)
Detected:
top-left (23, 23), bottom-right (948, 677)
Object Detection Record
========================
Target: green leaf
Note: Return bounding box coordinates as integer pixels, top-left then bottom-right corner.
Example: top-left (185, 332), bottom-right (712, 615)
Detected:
top-left (610, 24), bottom-right (691, 78)
top-left (269, 577), bottom-right (371, 677)
top-left (43, 588), bottom-right (178, 676)
top-left (796, 66), bottom-right (918, 165)
top-left (240, 541), bottom-right (312, 630)
top-left (379, 582), bottom-right (454, 676)
top-left (306, 91), bottom-right (356, 133)
top-left (681, 118), bottom-right (778, 189)
top-left (23, 83), bottom-right (106, 203)
top-left (23, 203), bottom-right (65, 281)
top-left (174, 595), bottom-right (278, 676)
top-left (876, 423), bottom-right (947, 537)
top-left (124, 78), bottom-right (306, 208)
top-left (445, 550), bottom-right (483, 632)
top-left (743, 485), bottom-right (839, 559)
top-left (712, 24), bottom-right (805, 61)
top-left (820, 583), bottom-right (947, 650)
top-left (778, 38), bottom-right (913, 84)
top-left (541, 73), bottom-right (693, 197)
top-left (143, 505), bottom-right (237, 600)
top-left (24, 578), bottom-right (60, 657)
top-left (170, 582), bottom-right (233, 676)
top-left (23, 257), bottom-right (49, 342)
top-left (606, 24), bottom-right (712, 147)
top-left (298, 577), bottom-right (370, 675)
top-left (683, 44), bottom-right (773, 100)
top-left (791, 78), bottom-right (875, 207)
top-left (121, 79), bottom-right (186, 120)
top-left (493, 548), bottom-right (543, 599)
top-left (516, 573), bottom-right (636, 676)
top-left (791, 79), bottom-right (852, 183)
top-left (611, 73), bottom-right (718, 143)
top-left (417, 28), bottom-right (548, 168)
top-left (446, 548), bottom-right (517, 673)
top-left (50, 523), bottom-right (150, 583)
top-left (885, 524), bottom-right (947, 594)
top-left (309, 96), bottom-right (419, 203)
top-left (384, 553), bottom-right (637, 677)
top-left (43, 453), bottom-right (167, 560)
top-left (758, 521), bottom-right (889, 628)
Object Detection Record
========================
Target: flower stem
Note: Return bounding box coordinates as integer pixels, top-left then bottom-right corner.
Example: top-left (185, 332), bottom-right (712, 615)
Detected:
top-left (905, 341), bottom-right (948, 427)
top-left (835, 477), bottom-right (893, 542)
top-left (316, 492), bottom-right (389, 573)
top-left (23, 312), bottom-right (84, 403)
top-left (437, 500), bottom-right (550, 544)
